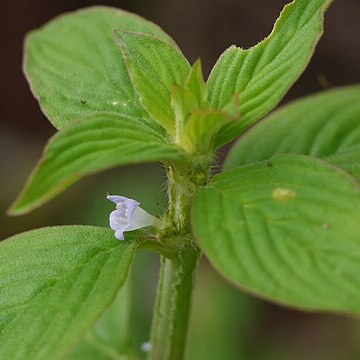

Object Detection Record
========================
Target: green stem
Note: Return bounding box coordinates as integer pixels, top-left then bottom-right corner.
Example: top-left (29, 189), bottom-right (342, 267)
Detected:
top-left (148, 248), bottom-right (200, 360)
top-left (146, 158), bottom-right (208, 359)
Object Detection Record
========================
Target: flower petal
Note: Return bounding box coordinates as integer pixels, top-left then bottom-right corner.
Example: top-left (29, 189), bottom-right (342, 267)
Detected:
top-left (127, 207), bottom-right (157, 230)
top-left (107, 194), bottom-right (159, 240)
top-left (115, 229), bottom-right (125, 240)
top-left (107, 195), bottom-right (131, 204)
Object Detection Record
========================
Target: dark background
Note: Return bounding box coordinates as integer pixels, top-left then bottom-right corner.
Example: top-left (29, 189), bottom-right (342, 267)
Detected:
top-left (1, 1), bottom-right (360, 359)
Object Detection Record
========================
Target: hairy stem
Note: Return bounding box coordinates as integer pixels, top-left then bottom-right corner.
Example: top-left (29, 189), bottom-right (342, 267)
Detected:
top-left (147, 160), bottom-right (206, 359)
top-left (148, 248), bottom-right (200, 360)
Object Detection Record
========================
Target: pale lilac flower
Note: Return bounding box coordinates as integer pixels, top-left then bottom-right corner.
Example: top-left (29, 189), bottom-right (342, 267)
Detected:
top-left (141, 341), bottom-right (152, 353)
top-left (107, 195), bottom-right (158, 240)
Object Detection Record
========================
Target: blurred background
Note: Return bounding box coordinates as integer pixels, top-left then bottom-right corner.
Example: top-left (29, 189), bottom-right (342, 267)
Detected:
top-left (1, 0), bottom-right (360, 359)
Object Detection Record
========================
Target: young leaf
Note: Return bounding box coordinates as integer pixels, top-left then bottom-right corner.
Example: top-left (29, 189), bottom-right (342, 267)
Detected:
top-left (207, 0), bottom-right (333, 146)
top-left (0, 226), bottom-right (138, 360)
top-left (9, 113), bottom-right (187, 215)
top-left (185, 60), bottom-right (208, 109)
top-left (224, 85), bottom-right (360, 180)
top-left (192, 155), bottom-right (360, 313)
top-left (116, 31), bottom-right (191, 134)
top-left (25, 6), bottom-right (175, 131)
top-left (171, 84), bottom-right (198, 140)
top-left (182, 110), bottom-right (234, 154)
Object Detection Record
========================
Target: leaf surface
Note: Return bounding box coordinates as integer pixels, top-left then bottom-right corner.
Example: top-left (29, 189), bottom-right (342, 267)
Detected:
top-left (193, 155), bottom-right (360, 313)
top-left (25, 6), bottom-right (174, 131)
top-left (0, 226), bottom-right (138, 360)
top-left (225, 85), bottom-right (360, 180)
top-left (65, 282), bottom-right (133, 360)
top-left (116, 31), bottom-right (191, 134)
top-left (182, 110), bottom-right (234, 153)
top-left (185, 60), bottom-right (208, 109)
top-left (10, 113), bottom-right (187, 215)
top-left (207, 0), bottom-right (333, 146)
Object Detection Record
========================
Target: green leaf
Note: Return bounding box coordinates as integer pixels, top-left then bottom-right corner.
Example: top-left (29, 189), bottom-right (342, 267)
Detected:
top-left (224, 85), bottom-right (360, 180)
top-left (171, 84), bottom-right (198, 137)
top-left (192, 155), bottom-right (360, 313)
top-left (207, 0), bottom-right (333, 146)
top-left (185, 60), bottom-right (208, 109)
top-left (9, 113), bottom-right (187, 215)
top-left (25, 6), bottom-right (175, 130)
top-left (0, 226), bottom-right (138, 360)
top-left (66, 282), bottom-right (133, 360)
top-left (170, 61), bottom-right (208, 135)
top-left (326, 145), bottom-right (360, 181)
top-left (182, 110), bottom-right (234, 154)
top-left (65, 342), bottom-right (111, 360)
top-left (116, 31), bottom-right (191, 134)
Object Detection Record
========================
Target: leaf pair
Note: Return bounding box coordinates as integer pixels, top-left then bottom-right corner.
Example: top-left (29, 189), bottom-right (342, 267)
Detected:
top-left (11, 6), bottom-right (193, 215)
top-left (193, 84), bottom-right (360, 312)
top-left (12, 0), bottom-right (334, 214)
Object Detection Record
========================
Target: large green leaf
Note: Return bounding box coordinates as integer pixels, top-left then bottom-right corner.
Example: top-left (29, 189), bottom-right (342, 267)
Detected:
top-left (207, 0), bottom-right (333, 146)
top-left (224, 85), bottom-right (360, 180)
top-left (192, 155), bottom-right (360, 313)
top-left (65, 282), bottom-right (133, 360)
top-left (116, 31), bottom-right (191, 134)
top-left (0, 226), bottom-right (138, 360)
top-left (326, 145), bottom-right (360, 181)
top-left (9, 113), bottom-right (187, 215)
top-left (25, 6), bottom-right (175, 131)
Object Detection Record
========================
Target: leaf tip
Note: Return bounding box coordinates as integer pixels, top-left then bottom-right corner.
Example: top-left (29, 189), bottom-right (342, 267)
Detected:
top-left (6, 201), bottom-right (27, 217)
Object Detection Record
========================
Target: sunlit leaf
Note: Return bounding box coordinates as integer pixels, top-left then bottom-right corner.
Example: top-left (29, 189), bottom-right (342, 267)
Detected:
top-left (25, 6), bottom-right (175, 131)
top-left (193, 155), bottom-right (360, 313)
top-left (116, 31), bottom-right (191, 134)
top-left (225, 85), bottom-right (360, 181)
top-left (9, 113), bottom-right (187, 215)
top-left (66, 282), bottom-right (133, 360)
top-left (208, 0), bottom-right (333, 146)
top-left (0, 226), bottom-right (138, 360)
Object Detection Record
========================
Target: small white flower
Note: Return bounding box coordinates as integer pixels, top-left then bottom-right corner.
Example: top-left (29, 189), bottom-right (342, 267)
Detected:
top-left (107, 195), bottom-right (158, 240)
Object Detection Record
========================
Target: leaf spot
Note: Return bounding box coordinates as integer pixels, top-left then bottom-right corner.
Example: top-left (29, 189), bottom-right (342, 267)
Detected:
top-left (322, 223), bottom-right (332, 230)
top-left (272, 188), bottom-right (296, 202)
